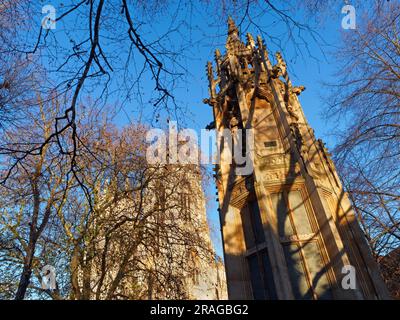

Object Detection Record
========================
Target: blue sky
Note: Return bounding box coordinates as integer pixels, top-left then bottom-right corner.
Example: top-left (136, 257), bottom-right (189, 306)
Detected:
top-left (108, 2), bottom-right (350, 258)
top-left (136, 3), bottom-right (349, 257)
top-left (37, 1), bottom-right (358, 258)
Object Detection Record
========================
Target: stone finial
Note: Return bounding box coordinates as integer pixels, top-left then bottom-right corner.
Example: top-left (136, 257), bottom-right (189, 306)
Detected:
top-left (256, 35), bottom-right (263, 49)
top-left (214, 49), bottom-right (221, 74)
top-left (227, 16), bottom-right (239, 36)
top-left (246, 33), bottom-right (255, 48)
top-left (206, 61), bottom-right (213, 80)
top-left (275, 51), bottom-right (287, 70)
top-left (226, 17), bottom-right (241, 52)
top-left (215, 49), bottom-right (221, 61)
top-left (275, 52), bottom-right (285, 65)
top-left (275, 51), bottom-right (287, 76)
top-left (206, 61), bottom-right (219, 100)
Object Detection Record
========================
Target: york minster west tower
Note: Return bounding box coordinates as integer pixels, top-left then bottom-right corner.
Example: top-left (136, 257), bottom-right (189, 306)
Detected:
top-left (204, 18), bottom-right (390, 300)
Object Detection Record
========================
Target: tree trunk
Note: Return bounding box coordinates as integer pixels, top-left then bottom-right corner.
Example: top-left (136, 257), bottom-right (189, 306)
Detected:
top-left (15, 245), bottom-right (35, 300)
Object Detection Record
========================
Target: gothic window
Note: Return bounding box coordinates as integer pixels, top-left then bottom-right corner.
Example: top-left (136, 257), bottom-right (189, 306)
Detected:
top-left (247, 250), bottom-right (277, 300)
top-left (248, 200), bottom-right (265, 245)
top-left (241, 200), bottom-right (265, 250)
top-left (241, 200), bottom-right (276, 299)
top-left (270, 189), bottom-right (333, 300)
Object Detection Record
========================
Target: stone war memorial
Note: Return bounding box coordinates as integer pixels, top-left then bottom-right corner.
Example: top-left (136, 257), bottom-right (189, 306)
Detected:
top-left (1, 1), bottom-right (398, 307)
top-left (204, 18), bottom-right (391, 300)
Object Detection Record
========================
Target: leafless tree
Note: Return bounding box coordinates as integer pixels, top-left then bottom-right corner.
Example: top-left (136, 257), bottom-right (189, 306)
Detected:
top-left (326, 2), bottom-right (400, 257)
top-left (0, 0), bottom-right (42, 132)
top-left (0, 96), bottom-right (72, 300)
top-left (0, 99), bottom-right (215, 299)
top-left (0, 0), bottom-right (345, 185)
top-left (57, 123), bottom-right (214, 299)
top-left (2, 0), bottom-right (397, 300)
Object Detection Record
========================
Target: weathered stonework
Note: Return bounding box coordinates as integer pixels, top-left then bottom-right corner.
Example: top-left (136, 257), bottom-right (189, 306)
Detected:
top-left (205, 18), bottom-right (390, 300)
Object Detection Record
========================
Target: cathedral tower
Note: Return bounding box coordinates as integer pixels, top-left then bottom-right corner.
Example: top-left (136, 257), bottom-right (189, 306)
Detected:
top-left (204, 18), bottom-right (390, 300)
